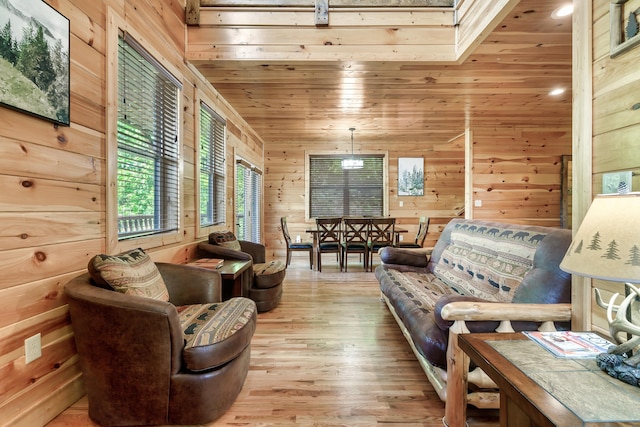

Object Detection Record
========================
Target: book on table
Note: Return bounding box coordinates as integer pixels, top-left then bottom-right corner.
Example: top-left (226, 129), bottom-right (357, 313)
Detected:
top-left (191, 258), bottom-right (224, 269)
top-left (523, 331), bottom-right (615, 359)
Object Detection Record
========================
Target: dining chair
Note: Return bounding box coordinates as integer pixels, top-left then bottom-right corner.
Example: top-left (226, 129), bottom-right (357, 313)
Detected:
top-left (280, 217), bottom-right (313, 269)
top-left (396, 216), bottom-right (430, 248)
top-left (315, 217), bottom-right (343, 272)
top-left (368, 217), bottom-right (396, 271)
top-left (341, 217), bottom-right (370, 272)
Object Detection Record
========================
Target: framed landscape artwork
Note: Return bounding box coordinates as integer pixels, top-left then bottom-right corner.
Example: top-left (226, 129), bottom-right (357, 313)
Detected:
top-left (0, 0), bottom-right (70, 126)
top-left (398, 157), bottom-right (424, 196)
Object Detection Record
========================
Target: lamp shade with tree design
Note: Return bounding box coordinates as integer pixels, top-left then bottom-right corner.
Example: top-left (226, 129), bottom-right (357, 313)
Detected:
top-left (560, 192), bottom-right (640, 385)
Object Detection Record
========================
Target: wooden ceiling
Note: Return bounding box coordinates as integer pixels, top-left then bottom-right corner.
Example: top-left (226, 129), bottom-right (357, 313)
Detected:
top-left (187, 0), bottom-right (572, 146)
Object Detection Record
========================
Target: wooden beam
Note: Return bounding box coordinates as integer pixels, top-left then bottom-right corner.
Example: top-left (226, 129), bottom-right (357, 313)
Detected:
top-left (201, 0), bottom-right (455, 6)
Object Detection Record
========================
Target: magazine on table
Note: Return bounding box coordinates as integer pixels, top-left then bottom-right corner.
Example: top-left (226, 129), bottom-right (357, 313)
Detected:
top-left (523, 331), bottom-right (615, 358)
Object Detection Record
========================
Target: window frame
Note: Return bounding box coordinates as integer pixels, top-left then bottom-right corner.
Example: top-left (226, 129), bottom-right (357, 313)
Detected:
top-left (106, 9), bottom-right (184, 253)
top-left (305, 151), bottom-right (389, 221)
top-left (196, 97), bottom-right (227, 236)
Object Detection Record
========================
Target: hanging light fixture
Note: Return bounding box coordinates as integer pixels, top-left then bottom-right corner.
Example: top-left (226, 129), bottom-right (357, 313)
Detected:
top-left (341, 127), bottom-right (363, 170)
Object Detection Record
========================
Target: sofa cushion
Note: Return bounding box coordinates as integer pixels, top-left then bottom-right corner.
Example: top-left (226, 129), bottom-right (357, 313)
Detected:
top-left (376, 266), bottom-right (459, 368)
top-left (179, 297), bottom-right (257, 371)
top-left (253, 260), bottom-right (286, 289)
top-left (88, 248), bottom-right (169, 302)
top-left (208, 231), bottom-right (242, 251)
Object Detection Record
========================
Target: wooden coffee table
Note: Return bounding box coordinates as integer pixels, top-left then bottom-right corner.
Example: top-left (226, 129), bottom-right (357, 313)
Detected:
top-left (459, 332), bottom-right (640, 427)
top-left (189, 258), bottom-right (251, 300)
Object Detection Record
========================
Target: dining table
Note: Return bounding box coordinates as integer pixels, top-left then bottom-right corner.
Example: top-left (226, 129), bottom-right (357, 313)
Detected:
top-left (305, 223), bottom-right (407, 271)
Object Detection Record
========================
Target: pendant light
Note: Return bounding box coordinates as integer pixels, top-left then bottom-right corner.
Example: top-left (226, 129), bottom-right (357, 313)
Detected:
top-left (341, 127), bottom-right (363, 170)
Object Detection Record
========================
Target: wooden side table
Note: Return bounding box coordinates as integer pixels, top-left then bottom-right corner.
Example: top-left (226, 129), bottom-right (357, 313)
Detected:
top-left (189, 259), bottom-right (252, 300)
top-left (459, 332), bottom-right (640, 427)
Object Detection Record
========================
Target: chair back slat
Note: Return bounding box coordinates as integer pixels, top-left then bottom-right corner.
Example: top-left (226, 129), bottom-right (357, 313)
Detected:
top-left (280, 217), bottom-right (292, 245)
top-left (316, 217), bottom-right (342, 244)
top-left (369, 218), bottom-right (396, 247)
top-left (343, 218), bottom-right (369, 245)
top-left (415, 216), bottom-right (430, 246)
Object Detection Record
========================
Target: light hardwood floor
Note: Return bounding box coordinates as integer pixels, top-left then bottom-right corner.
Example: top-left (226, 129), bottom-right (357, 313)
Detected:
top-left (48, 255), bottom-right (498, 427)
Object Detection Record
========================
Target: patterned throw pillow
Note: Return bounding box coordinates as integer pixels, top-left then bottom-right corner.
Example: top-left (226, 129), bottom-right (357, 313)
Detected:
top-left (88, 248), bottom-right (170, 301)
top-left (209, 231), bottom-right (242, 251)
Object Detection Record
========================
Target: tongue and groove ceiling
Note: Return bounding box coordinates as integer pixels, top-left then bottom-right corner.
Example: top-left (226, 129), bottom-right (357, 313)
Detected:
top-left (186, 0), bottom-right (572, 145)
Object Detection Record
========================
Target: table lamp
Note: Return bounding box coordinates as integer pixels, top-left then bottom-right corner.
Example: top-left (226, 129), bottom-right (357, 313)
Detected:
top-left (560, 192), bottom-right (640, 385)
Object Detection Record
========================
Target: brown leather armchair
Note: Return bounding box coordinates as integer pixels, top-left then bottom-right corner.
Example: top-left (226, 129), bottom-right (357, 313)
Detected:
top-left (65, 262), bottom-right (257, 426)
top-left (198, 231), bottom-right (286, 312)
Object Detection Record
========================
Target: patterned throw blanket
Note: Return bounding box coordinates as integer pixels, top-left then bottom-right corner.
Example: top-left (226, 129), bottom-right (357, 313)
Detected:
top-left (433, 222), bottom-right (547, 302)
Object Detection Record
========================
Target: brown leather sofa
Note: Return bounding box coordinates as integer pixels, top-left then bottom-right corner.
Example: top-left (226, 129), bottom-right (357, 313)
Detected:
top-left (198, 231), bottom-right (286, 312)
top-left (375, 219), bottom-right (573, 427)
top-left (65, 261), bottom-right (257, 426)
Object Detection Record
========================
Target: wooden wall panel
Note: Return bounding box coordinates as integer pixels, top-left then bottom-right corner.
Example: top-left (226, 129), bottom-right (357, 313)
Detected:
top-left (468, 126), bottom-right (570, 226)
top-left (0, 0), bottom-right (263, 425)
top-left (263, 121), bottom-right (568, 261)
top-left (589, 1), bottom-right (640, 335)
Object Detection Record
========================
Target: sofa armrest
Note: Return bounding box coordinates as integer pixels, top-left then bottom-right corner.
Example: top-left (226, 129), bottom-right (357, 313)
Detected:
top-left (379, 247), bottom-right (431, 268)
top-left (198, 242), bottom-right (252, 262)
top-left (157, 263), bottom-right (222, 305)
top-left (440, 301), bottom-right (572, 323)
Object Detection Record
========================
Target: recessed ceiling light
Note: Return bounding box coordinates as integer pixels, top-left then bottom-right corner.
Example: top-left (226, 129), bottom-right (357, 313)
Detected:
top-left (549, 88), bottom-right (565, 96)
top-left (551, 4), bottom-right (573, 19)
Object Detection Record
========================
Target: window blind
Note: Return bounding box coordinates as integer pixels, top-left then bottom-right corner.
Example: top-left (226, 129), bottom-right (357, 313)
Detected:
top-left (236, 160), bottom-right (262, 243)
top-left (309, 155), bottom-right (384, 218)
top-left (199, 101), bottom-right (226, 227)
top-left (117, 33), bottom-right (181, 239)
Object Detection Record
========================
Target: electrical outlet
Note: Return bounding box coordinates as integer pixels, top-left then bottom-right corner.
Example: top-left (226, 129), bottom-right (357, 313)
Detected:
top-left (25, 333), bottom-right (42, 364)
top-left (474, 199), bottom-right (482, 207)
top-left (399, 201), bottom-right (404, 207)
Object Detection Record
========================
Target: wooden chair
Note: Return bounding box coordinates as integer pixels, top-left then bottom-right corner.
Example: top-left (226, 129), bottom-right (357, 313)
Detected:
top-left (368, 218), bottom-right (395, 271)
top-left (280, 217), bottom-right (313, 269)
top-left (315, 217), bottom-right (342, 272)
top-left (396, 216), bottom-right (429, 248)
top-left (341, 217), bottom-right (370, 272)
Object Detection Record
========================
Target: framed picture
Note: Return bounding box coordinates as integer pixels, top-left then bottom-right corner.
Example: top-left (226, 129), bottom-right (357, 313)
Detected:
top-left (602, 171), bottom-right (633, 194)
top-left (398, 157), bottom-right (424, 196)
top-left (0, 0), bottom-right (70, 126)
top-left (610, 0), bottom-right (640, 58)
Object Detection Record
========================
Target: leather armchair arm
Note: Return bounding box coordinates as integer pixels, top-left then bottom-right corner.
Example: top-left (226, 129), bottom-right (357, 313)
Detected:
top-left (239, 241), bottom-right (266, 263)
top-left (157, 263), bottom-right (222, 305)
top-left (198, 242), bottom-right (252, 262)
top-left (65, 273), bottom-right (185, 376)
top-left (440, 301), bottom-right (572, 323)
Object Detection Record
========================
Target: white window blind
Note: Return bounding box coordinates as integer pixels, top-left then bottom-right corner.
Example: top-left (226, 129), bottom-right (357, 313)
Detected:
top-left (309, 155), bottom-right (384, 218)
top-left (117, 32), bottom-right (181, 239)
top-left (199, 102), bottom-right (226, 227)
top-left (236, 160), bottom-right (262, 243)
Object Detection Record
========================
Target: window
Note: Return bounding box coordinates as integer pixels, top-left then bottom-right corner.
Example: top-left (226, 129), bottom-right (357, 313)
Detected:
top-left (236, 160), bottom-right (262, 243)
top-left (116, 32), bottom-right (182, 240)
top-left (308, 155), bottom-right (385, 218)
top-left (199, 102), bottom-right (226, 227)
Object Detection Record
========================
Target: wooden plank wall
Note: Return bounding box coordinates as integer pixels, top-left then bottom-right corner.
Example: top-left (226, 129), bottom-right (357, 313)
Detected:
top-left (590, 0), bottom-right (640, 335)
top-left (264, 122), bottom-right (570, 262)
top-left (0, 1), bottom-right (263, 425)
